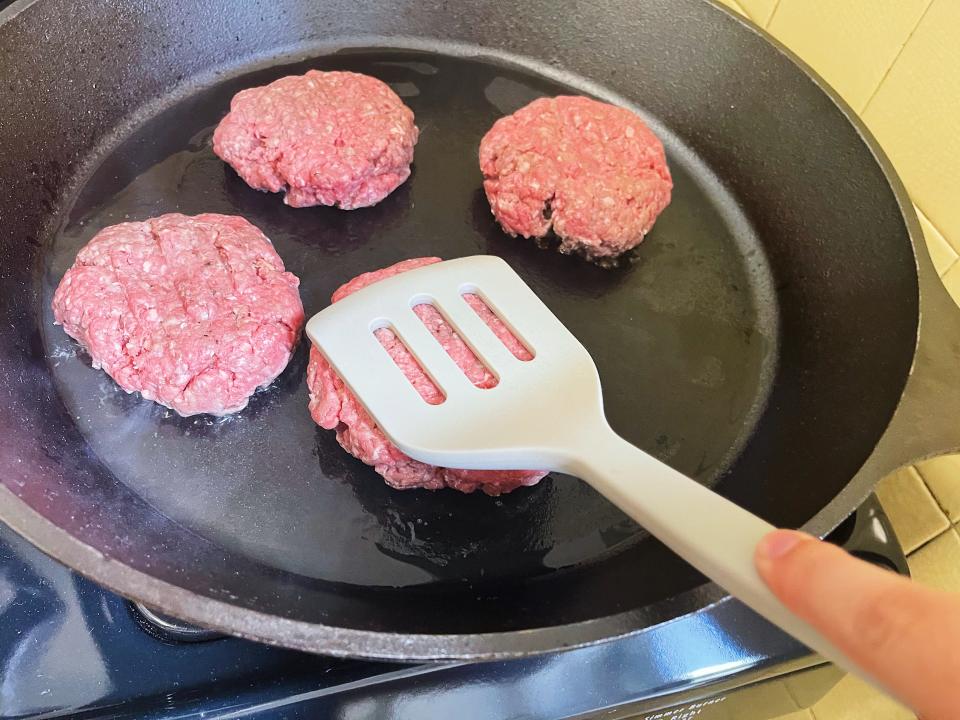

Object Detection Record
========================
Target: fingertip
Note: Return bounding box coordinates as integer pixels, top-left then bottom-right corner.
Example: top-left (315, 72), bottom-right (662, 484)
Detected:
top-left (755, 529), bottom-right (813, 577)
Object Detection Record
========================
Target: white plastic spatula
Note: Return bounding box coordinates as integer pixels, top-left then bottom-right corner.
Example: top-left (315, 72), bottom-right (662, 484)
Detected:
top-left (305, 255), bottom-right (857, 676)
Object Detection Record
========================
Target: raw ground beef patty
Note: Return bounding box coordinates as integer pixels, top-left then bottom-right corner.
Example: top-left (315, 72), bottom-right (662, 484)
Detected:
top-left (479, 95), bottom-right (672, 260)
top-left (52, 213), bottom-right (305, 416)
top-left (213, 70), bottom-right (418, 209)
top-left (307, 258), bottom-right (547, 495)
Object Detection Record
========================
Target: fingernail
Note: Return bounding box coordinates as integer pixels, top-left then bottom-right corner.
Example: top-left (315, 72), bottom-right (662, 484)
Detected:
top-left (758, 530), bottom-right (807, 561)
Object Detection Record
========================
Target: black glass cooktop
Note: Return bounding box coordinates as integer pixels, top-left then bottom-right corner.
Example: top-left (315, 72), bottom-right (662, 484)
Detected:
top-left (0, 495), bottom-right (905, 720)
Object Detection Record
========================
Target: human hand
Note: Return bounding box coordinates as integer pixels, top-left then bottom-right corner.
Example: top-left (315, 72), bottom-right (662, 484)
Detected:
top-left (755, 530), bottom-right (960, 720)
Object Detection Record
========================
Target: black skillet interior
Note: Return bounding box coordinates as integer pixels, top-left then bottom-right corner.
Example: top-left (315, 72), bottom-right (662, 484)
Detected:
top-left (0, 0), bottom-right (918, 649)
top-left (45, 49), bottom-right (779, 593)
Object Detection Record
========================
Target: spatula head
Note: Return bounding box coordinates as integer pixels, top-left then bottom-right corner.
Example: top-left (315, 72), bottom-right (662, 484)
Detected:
top-left (305, 256), bottom-right (605, 471)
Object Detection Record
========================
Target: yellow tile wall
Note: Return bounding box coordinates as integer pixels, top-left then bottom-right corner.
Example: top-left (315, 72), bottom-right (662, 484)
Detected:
top-left (767, 0), bottom-right (929, 112)
top-left (862, 0), bottom-right (960, 248)
top-left (712, 1), bottom-right (959, 717)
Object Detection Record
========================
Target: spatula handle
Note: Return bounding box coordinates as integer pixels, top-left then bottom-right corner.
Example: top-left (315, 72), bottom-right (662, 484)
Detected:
top-left (569, 426), bottom-right (875, 688)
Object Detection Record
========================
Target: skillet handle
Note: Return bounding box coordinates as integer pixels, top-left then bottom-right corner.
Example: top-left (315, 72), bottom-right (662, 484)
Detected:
top-left (870, 262), bottom-right (960, 473)
top-left (567, 426), bottom-right (891, 698)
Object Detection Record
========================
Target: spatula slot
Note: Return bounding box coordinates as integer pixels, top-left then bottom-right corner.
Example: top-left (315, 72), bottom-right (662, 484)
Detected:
top-left (458, 289), bottom-right (535, 361)
top-left (411, 303), bottom-right (500, 389)
top-left (372, 325), bottom-right (446, 405)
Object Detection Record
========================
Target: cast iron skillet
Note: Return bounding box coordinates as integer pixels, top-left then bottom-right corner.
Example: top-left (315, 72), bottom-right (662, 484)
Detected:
top-left (0, 0), bottom-right (958, 660)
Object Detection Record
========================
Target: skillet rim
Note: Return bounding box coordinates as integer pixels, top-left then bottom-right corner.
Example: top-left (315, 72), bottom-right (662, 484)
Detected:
top-left (0, 0), bottom-right (922, 659)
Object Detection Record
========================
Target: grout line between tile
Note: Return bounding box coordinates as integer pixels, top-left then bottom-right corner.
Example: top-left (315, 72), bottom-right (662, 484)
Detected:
top-left (942, 257), bottom-right (960, 279)
top-left (858, 0), bottom-right (936, 115)
top-left (915, 205), bottom-right (952, 245)
top-left (915, 463), bottom-right (957, 524)
top-left (914, 203), bottom-right (960, 261)
top-left (782, 675), bottom-right (804, 709)
top-left (724, 0), bottom-right (750, 19)
top-left (905, 522), bottom-right (955, 558)
top-left (764, 0), bottom-right (783, 27)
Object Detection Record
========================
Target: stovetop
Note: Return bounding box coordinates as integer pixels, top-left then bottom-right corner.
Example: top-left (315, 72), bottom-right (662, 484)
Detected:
top-left (0, 496), bottom-right (906, 720)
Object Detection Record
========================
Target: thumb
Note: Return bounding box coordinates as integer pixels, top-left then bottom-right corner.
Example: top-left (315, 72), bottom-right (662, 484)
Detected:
top-left (755, 530), bottom-right (960, 720)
